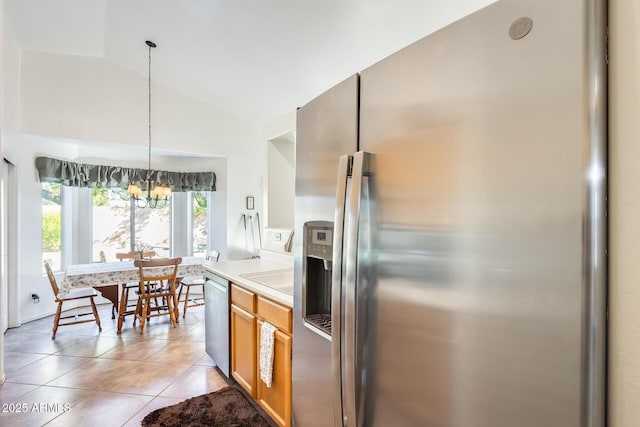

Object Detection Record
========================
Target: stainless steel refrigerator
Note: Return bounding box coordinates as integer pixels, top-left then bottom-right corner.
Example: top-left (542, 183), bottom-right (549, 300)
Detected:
top-left (292, 0), bottom-right (607, 426)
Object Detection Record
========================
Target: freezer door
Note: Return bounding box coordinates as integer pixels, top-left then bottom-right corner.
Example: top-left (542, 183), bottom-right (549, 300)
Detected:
top-left (358, 0), bottom-right (606, 426)
top-left (293, 74), bottom-right (359, 427)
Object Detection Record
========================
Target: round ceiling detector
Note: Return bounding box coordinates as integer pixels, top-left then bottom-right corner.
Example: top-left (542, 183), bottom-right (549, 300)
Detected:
top-left (509, 17), bottom-right (533, 40)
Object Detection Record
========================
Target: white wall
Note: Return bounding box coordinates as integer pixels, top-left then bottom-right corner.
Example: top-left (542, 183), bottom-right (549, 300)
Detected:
top-left (267, 136), bottom-right (295, 229)
top-left (0, 1), bottom-right (22, 383)
top-left (609, 1), bottom-right (640, 425)
top-left (9, 134), bottom-right (78, 322)
top-left (263, 111), bottom-right (296, 231)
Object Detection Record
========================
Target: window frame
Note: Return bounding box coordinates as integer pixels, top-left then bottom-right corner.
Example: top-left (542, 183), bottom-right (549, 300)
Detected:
top-left (189, 190), bottom-right (211, 257)
top-left (41, 182), bottom-right (65, 272)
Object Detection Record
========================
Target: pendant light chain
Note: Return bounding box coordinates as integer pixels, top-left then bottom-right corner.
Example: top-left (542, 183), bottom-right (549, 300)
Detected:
top-left (148, 41), bottom-right (152, 173)
top-left (128, 40), bottom-right (169, 209)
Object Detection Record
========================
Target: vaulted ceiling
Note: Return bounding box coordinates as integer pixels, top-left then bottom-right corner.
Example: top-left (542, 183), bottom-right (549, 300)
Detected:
top-left (5, 0), bottom-right (496, 125)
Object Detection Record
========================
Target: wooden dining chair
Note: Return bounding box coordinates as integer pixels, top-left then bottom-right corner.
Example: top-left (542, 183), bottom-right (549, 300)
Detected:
top-left (177, 250), bottom-right (219, 317)
top-left (116, 250), bottom-right (157, 333)
top-left (44, 260), bottom-right (102, 339)
top-left (116, 250), bottom-right (156, 261)
top-left (132, 257), bottom-right (182, 333)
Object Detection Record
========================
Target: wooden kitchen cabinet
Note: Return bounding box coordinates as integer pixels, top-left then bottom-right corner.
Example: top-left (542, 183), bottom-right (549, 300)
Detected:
top-left (230, 283), bottom-right (292, 427)
top-left (231, 303), bottom-right (257, 397)
top-left (256, 318), bottom-right (292, 427)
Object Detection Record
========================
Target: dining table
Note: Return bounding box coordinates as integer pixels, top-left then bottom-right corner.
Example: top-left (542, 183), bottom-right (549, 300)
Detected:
top-left (61, 256), bottom-right (205, 333)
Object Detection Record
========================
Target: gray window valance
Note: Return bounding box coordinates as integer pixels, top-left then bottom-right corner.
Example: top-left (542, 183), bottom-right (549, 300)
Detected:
top-left (35, 156), bottom-right (216, 192)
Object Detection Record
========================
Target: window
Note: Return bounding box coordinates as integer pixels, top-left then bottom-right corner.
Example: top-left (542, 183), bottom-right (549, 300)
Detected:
top-left (42, 183), bottom-right (62, 271)
top-left (135, 203), bottom-right (171, 257)
top-left (192, 191), bottom-right (209, 257)
top-left (92, 188), bottom-right (171, 260)
top-left (92, 188), bottom-right (131, 262)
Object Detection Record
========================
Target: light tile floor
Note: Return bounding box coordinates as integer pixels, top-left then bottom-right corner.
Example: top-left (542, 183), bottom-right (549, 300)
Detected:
top-left (0, 303), bottom-right (229, 427)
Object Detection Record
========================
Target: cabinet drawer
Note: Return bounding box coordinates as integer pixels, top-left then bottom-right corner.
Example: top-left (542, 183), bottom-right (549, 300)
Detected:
top-left (257, 296), bottom-right (292, 334)
top-left (232, 284), bottom-right (256, 313)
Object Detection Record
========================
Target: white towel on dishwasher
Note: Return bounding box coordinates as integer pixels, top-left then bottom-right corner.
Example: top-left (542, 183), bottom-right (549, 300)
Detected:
top-left (259, 321), bottom-right (277, 388)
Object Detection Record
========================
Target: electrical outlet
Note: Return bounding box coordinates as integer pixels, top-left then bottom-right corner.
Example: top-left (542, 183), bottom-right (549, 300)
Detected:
top-left (274, 233), bottom-right (282, 241)
top-left (30, 290), bottom-right (41, 303)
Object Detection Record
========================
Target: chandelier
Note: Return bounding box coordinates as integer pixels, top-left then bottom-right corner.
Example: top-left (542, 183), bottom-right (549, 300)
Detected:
top-left (127, 40), bottom-right (171, 209)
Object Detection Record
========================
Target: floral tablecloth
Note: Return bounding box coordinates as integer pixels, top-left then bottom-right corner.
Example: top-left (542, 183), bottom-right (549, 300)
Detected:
top-left (60, 256), bottom-right (204, 296)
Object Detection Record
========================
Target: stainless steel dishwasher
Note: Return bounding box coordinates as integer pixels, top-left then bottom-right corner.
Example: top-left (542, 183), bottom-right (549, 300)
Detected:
top-left (204, 270), bottom-right (230, 378)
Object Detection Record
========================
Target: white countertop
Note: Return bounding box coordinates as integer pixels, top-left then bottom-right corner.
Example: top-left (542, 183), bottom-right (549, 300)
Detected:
top-left (203, 253), bottom-right (294, 307)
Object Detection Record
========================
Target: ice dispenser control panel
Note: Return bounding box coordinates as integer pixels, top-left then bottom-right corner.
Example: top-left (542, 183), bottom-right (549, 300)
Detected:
top-left (306, 228), bottom-right (333, 259)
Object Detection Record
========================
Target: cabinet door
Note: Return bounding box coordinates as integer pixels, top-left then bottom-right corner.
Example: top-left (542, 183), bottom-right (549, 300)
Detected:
top-left (231, 304), bottom-right (257, 397)
top-left (256, 319), bottom-right (292, 427)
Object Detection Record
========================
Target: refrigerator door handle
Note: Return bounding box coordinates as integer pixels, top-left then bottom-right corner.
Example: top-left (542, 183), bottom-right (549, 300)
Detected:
top-left (343, 151), bottom-right (372, 427)
top-left (332, 154), bottom-right (353, 427)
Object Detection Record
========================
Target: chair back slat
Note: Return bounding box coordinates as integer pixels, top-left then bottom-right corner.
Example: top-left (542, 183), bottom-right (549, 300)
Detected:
top-left (44, 260), bottom-right (60, 297)
top-left (134, 257), bottom-right (182, 295)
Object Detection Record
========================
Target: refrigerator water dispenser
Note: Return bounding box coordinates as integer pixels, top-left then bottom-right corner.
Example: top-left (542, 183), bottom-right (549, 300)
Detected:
top-left (302, 221), bottom-right (333, 338)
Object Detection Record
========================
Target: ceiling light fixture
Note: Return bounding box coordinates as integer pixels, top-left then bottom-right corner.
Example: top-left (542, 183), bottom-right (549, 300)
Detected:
top-left (127, 40), bottom-right (171, 208)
